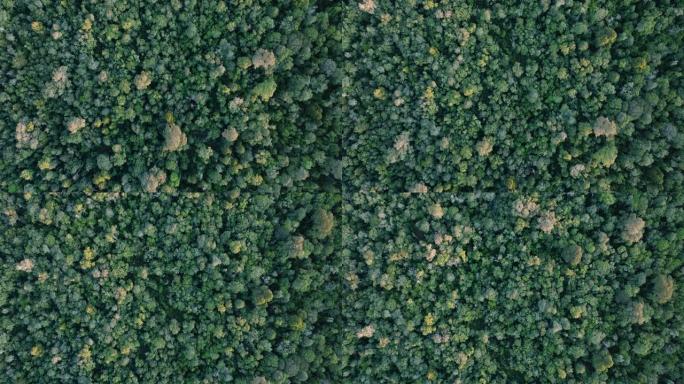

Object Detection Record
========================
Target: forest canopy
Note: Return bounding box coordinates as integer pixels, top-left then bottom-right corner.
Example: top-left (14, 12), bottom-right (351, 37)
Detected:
top-left (1, 0), bottom-right (682, 383)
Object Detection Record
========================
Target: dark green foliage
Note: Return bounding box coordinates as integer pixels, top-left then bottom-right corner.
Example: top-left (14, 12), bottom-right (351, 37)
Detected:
top-left (1, 192), bottom-right (342, 383)
top-left (1, 0), bottom-right (341, 194)
top-left (336, 191), bottom-right (681, 382)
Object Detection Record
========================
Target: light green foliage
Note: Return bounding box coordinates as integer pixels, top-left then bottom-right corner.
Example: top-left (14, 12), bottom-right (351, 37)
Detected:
top-left (252, 78), bottom-right (277, 102)
top-left (252, 286), bottom-right (274, 306)
top-left (592, 350), bottom-right (614, 373)
top-left (593, 143), bottom-right (618, 168)
top-left (563, 244), bottom-right (583, 266)
top-left (311, 208), bottom-right (334, 239)
top-left (653, 274), bottom-right (675, 304)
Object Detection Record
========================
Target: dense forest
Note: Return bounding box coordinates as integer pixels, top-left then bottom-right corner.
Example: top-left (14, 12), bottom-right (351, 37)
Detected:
top-left (1, 0), bottom-right (681, 383)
